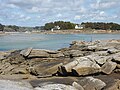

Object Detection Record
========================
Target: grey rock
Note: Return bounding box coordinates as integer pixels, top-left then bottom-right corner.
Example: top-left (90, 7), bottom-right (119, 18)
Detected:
top-left (35, 84), bottom-right (77, 90)
top-left (72, 57), bottom-right (101, 76)
top-left (94, 51), bottom-right (109, 56)
top-left (0, 80), bottom-right (33, 90)
top-left (50, 53), bottom-right (64, 58)
top-left (72, 82), bottom-right (84, 90)
top-left (28, 49), bottom-right (49, 58)
top-left (0, 55), bottom-right (5, 60)
top-left (107, 48), bottom-right (120, 54)
top-left (101, 61), bottom-right (117, 74)
top-left (58, 60), bottom-right (79, 75)
top-left (78, 77), bottom-right (106, 90)
top-left (20, 47), bottom-right (32, 57)
top-left (95, 56), bottom-right (112, 65)
top-left (104, 79), bottom-right (120, 90)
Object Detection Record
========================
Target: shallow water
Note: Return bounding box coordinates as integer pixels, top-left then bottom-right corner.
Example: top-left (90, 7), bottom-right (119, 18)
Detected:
top-left (0, 33), bottom-right (120, 51)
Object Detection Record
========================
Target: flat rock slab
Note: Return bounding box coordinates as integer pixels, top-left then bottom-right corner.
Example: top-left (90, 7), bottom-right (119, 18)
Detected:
top-left (35, 84), bottom-right (77, 90)
top-left (20, 47), bottom-right (32, 57)
top-left (78, 77), bottom-right (106, 90)
top-left (28, 49), bottom-right (50, 58)
top-left (72, 57), bottom-right (100, 76)
top-left (0, 80), bottom-right (33, 90)
top-left (101, 61), bottom-right (117, 74)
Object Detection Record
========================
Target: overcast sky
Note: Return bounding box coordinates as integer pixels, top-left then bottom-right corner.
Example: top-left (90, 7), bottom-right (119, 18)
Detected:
top-left (0, 0), bottom-right (120, 26)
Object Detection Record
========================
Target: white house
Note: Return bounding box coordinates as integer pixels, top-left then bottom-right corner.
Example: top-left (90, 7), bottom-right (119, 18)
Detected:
top-left (75, 24), bottom-right (84, 29)
top-left (51, 26), bottom-right (60, 31)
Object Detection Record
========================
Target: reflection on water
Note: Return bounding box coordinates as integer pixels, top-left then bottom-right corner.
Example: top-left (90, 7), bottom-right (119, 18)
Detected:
top-left (0, 33), bottom-right (120, 51)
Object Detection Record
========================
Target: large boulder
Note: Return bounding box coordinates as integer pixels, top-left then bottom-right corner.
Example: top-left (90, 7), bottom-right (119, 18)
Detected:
top-left (58, 57), bottom-right (101, 76)
top-left (72, 57), bottom-right (101, 76)
top-left (101, 61), bottom-right (117, 74)
top-left (78, 77), bottom-right (106, 90)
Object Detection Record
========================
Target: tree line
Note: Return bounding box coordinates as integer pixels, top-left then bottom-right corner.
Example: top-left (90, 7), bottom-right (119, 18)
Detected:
top-left (0, 22), bottom-right (120, 32)
top-left (44, 21), bottom-right (75, 30)
top-left (81, 22), bottom-right (120, 30)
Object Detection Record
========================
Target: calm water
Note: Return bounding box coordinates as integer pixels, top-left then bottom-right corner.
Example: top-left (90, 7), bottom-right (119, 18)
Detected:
top-left (0, 33), bottom-right (120, 51)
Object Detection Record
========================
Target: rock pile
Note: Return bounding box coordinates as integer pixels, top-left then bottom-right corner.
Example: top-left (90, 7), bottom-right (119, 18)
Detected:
top-left (0, 39), bottom-right (120, 90)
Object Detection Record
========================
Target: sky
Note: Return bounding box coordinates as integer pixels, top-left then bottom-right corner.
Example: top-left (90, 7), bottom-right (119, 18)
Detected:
top-left (0, 0), bottom-right (120, 27)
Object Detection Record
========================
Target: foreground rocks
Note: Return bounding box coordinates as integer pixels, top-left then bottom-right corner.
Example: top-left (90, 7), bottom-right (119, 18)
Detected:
top-left (0, 39), bottom-right (120, 90)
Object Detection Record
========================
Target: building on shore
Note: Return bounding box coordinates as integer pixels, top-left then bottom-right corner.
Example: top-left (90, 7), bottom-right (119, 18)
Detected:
top-left (75, 24), bottom-right (85, 29)
top-left (51, 26), bottom-right (60, 32)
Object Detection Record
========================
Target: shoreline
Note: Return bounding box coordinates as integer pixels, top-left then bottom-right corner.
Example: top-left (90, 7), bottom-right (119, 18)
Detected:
top-left (0, 30), bottom-right (120, 35)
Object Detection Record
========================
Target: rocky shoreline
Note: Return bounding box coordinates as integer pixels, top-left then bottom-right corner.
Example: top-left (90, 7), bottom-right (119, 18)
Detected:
top-left (0, 39), bottom-right (120, 90)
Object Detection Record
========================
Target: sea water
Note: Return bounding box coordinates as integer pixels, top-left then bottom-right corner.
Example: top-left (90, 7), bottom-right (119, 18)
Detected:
top-left (0, 33), bottom-right (120, 51)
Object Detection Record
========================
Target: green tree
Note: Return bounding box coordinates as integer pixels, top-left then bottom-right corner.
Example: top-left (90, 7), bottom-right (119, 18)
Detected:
top-left (0, 23), bottom-right (4, 31)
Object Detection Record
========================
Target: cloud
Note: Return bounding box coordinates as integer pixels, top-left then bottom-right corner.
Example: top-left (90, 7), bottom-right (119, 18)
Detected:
top-left (56, 13), bottom-right (62, 17)
top-left (0, 0), bottom-right (120, 26)
top-left (90, 0), bottom-right (120, 10)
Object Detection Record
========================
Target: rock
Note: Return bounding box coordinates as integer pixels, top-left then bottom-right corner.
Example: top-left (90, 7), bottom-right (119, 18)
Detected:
top-left (104, 79), bottom-right (120, 90)
top-left (35, 84), bottom-right (77, 90)
top-left (44, 63), bottom-right (63, 75)
top-left (58, 60), bottom-right (79, 75)
top-left (117, 64), bottom-right (120, 68)
top-left (114, 69), bottom-right (120, 73)
top-left (72, 82), bottom-right (84, 90)
top-left (78, 77), bottom-right (106, 90)
top-left (0, 55), bottom-right (5, 60)
top-left (43, 49), bottom-right (59, 54)
top-left (101, 61), bottom-right (117, 74)
top-left (0, 51), bottom-right (10, 60)
top-left (72, 57), bottom-right (100, 76)
top-left (28, 67), bottom-right (38, 76)
top-left (50, 53), bottom-right (64, 58)
top-left (28, 49), bottom-right (50, 58)
top-left (87, 45), bottom-right (98, 51)
top-left (12, 66), bottom-right (28, 74)
top-left (0, 80), bottom-right (33, 90)
top-left (112, 52), bottom-right (120, 62)
top-left (94, 51), bottom-right (109, 56)
top-left (69, 50), bottom-right (83, 57)
top-left (95, 56), bottom-right (112, 65)
top-left (107, 48), bottom-right (120, 54)
top-left (20, 47), bottom-right (32, 57)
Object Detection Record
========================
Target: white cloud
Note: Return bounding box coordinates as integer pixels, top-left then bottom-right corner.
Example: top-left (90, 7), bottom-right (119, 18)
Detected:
top-left (74, 15), bottom-right (81, 20)
top-left (56, 13), bottom-right (62, 17)
top-left (90, 0), bottom-right (119, 10)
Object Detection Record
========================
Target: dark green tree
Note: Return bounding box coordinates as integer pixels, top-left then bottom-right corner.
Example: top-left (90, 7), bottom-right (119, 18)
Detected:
top-left (0, 23), bottom-right (4, 31)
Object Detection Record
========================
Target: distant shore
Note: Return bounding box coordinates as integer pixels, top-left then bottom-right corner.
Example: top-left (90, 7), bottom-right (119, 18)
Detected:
top-left (31, 29), bottom-right (120, 34)
top-left (0, 29), bottom-right (120, 35)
